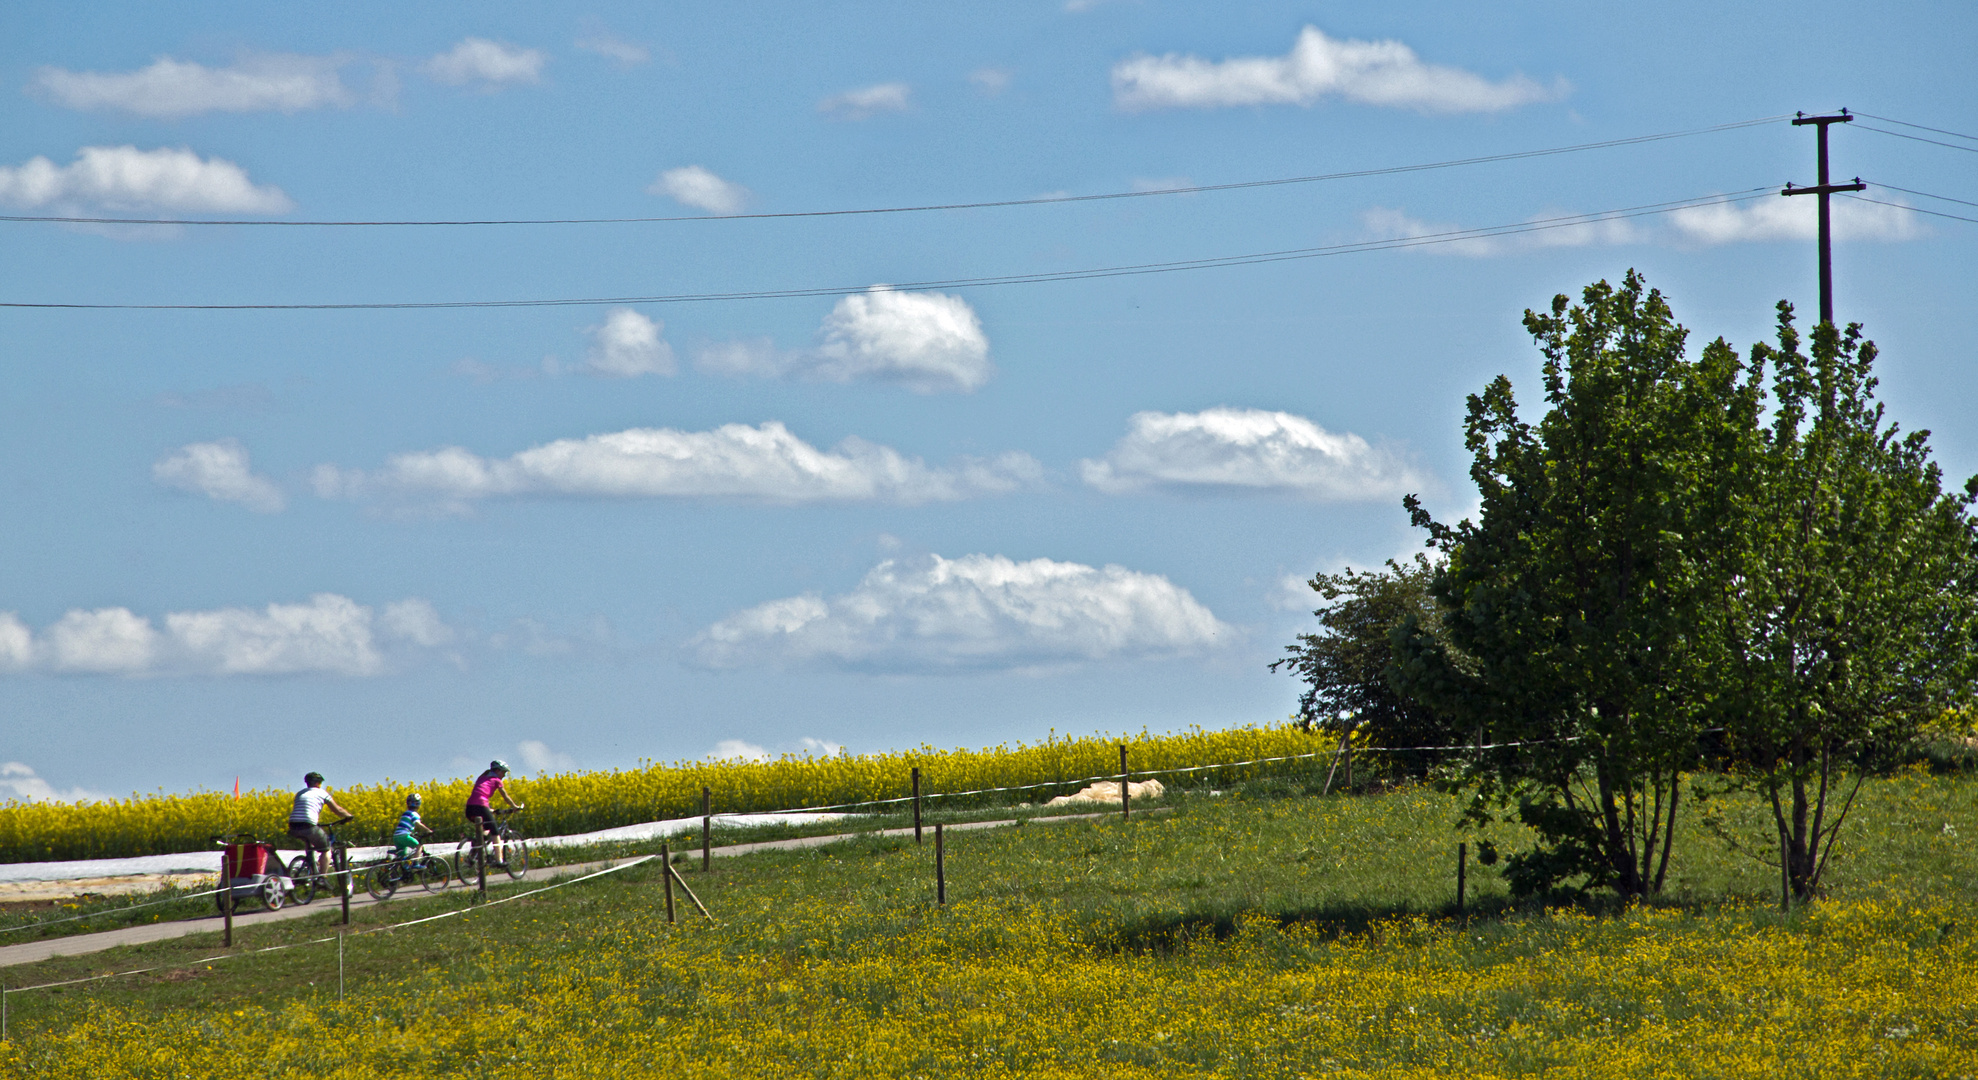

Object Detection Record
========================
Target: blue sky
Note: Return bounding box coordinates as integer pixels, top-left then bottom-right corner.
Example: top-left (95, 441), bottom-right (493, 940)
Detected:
top-left (2, 2), bottom-right (1972, 803)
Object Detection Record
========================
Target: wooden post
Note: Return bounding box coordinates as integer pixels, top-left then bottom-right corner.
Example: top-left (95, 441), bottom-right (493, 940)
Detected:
top-left (661, 842), bottom-right (675, 924)
top-left (221, 855), bottom-right (234, 947)
top-left (477, 841), bottom-right (487, 898)
top-left (912, 767), bottom-right (923, 845)
top-left (1457, 842), bottom-right (1468, 915)
top-left (1343, 737), bottom-right (1353, 792)
top-left (340, 851), bottom-right (351, 926)
top-left (701, 787), bottom-right (712, 873)
top-left (935, 822), bottom-right (945, 905)
top-left (1119, 744), bottom-right (1130, 822)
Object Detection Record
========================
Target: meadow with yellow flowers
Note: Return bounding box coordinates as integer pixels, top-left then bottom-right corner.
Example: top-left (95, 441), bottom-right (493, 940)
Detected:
top-left (3, 766), bottom-right (1975, 1078)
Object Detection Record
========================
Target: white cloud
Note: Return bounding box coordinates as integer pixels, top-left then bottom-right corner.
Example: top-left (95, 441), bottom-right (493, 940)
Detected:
top-left (1081, 407), bottom-right (1423, 501)
top-left (648, 165), bottom-right (749, 214)
top-left (165, 594), bottom-right (382, 675)
top-left (153, 439), bottom-right (286, 513)
top-left (707, 739), bottom-right (772, 762)
top-left (585, 308), bottom-right (676, 377)
top-left (800, 737), bottom-right (845, 756)
top-left (316, 421), bottom-right (1040, 508)
top-left (0, 614), bottom-right (35, 670)
top-left (1359, 206), bottom-right (1641, 257)
top-left (45, 608), bottom-right (159, 673)
top-left (3, 595), bottom-right (453, 677)
top-left (697, 287), bottom-right (994, 394)
top-left (819, 82), bottom-right (912, 119)
top-left (516, 739), bottom-right (577, 774)
top-left (32, 54), bottom-right (353, 118)
top-left (1669, 195), bottom-right (1921, 245)
top-left (576, 33), bottom-right (650, 67)
top-left (1112, 25), bottom-right (1565, 113)
top-left (0, 763), bottom-right (112, 805)
top-left (690, 553), bottom-right (1230, 672)
top-left (0, 146), bottom-right (292, 214)
top-left (382, 599), bottom-right (454, 647)
top-left (424, 38), bottom-right (545, 88)
top-left (969, 68), bottom-right (1011, 95)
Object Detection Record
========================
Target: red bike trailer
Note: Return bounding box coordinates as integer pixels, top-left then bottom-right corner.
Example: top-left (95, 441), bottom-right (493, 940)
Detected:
top-left (216, 838), bottom-right (294, 911)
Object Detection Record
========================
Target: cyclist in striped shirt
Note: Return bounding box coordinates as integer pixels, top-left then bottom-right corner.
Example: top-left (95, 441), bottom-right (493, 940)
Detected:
top-left (391, 793), bottom-right (434, 857)
top-left (288, 772), bottom-right (354, 878)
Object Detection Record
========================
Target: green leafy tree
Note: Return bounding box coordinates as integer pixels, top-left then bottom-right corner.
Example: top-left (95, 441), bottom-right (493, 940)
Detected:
top-left (1709, 307), bottom-right (1978, 906)
top-left (1270, 555), bottom-right (1460, 775)
top-left (1396, 271), bottom-right (1763, 899)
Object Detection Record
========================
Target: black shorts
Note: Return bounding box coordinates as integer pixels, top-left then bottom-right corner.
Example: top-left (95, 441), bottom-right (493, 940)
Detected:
top-left (287, 822), bottom-right (330, 852)
top-left (465, 805), bottom-right (498, 833)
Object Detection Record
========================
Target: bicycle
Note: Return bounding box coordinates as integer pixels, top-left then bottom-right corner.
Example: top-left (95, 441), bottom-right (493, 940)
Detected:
top-left (363, 841), bottom-right (454, 900)
top-left (286, 816), bottom-right (356, 905)
top-left (456, 808), bottom-right (530, 881)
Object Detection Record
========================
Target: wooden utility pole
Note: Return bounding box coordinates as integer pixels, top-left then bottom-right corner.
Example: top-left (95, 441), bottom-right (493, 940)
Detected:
top-left (1783, 110), bottom-right (1865, 327)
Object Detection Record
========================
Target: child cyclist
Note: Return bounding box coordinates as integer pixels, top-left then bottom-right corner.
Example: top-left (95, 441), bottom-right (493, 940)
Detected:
top-left (464, 760), bottom-right (525, 866)
top-left (390, 793), bottom-right (434, 860)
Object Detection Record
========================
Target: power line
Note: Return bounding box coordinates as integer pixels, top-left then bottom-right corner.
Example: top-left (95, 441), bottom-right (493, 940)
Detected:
top-left (0, 188), bottom-right (1775, 312)
top-left (1853, 123), bottom-right (1978, 154)
top-left (0, 115), bottom-right (1791, 228)
top-left (1869, 182), bottom-right (1978, 210)
top-left (1851, 112), bottom-right (1978, 143)
top-left (1846, 193), bottom-right (1978, 226)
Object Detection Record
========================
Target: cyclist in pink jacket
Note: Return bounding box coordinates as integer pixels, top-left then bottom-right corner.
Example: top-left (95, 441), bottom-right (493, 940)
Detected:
top-left (465, 759), bottom-right (525, 866)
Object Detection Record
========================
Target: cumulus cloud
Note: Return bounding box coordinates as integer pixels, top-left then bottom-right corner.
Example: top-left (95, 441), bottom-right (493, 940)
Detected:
top-left (819, 82), bottom-right (911, 119)
top-left (690, 553), bottom-right (1230, 672)
top-left (1081, 407), bottom-right (1423, 501)
top-left (32, 54), bottom-right (353, 118)
top-left (585, 308), bottom-right (676, 377)
top-left (0, 763), bottom-right (112, 804)
top-left (1356, 196), bottom-right (1922, 257)
top-left (695, 286), bottom-right (995, 394)
top-left (516, 739), bottom-right (577, 774)
top-left (1112, 25), bottom-right (1565, 113)
top-left (969, 68), bottom-right (1011, 95)
top-left (648, 165), bottom-right (749, 214)
top-left (1669, 194), bottom-right (1921, 245)
top-left (707, 739), bottom-right (772, 762)
top-left (0, 146), bottom-right (292, 214)
top-left (314, 421), bottom-right (1040, 509)
top-left (1, 595), bottom-right (454, 677)
top-left (1359, 206), bottom-right (1642, 257)
top-left (576, 33), bottom-right (650, 67)
top-left (424, 38), bottom-right (545, 88)
top-left (153, 439), bottom-right (286, 513)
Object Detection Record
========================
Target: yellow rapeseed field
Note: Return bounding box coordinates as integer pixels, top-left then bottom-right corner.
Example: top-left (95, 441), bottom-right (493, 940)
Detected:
top-left (5, 891), bottom-right (1971, 1077)
top-left (0, 724), bottom-right (1335, 862)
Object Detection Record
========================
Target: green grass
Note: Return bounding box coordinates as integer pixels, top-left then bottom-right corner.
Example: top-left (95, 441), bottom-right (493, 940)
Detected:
top-left (3, 774), bottom-right (1976, 1076)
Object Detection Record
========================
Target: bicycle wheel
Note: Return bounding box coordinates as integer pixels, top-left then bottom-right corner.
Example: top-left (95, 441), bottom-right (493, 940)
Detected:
top-left (366, 860), bottom-right (400, 901)
top-left (455, 838), bottom-right (483, 882)
top-left (504, 837), bottom-right (529, 879)
top-left (417, 854), bottom-right (453, 892)
top-left (286, 855), bottom-right (318, 905)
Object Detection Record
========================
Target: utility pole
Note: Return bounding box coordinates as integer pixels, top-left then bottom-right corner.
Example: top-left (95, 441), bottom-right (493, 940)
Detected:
top-left (1783, 110), bottom-right (1865, 327)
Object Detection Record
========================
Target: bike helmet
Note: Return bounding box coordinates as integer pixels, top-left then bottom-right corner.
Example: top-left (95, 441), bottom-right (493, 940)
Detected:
top-left (304, 771), bottom-right (325, 786)
top-left (405, 792), bottom-right (422, 809)
top-left (489, 759), bottom-right (509, 774)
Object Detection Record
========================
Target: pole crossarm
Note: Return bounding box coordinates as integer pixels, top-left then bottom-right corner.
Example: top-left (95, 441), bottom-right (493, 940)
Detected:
top-left (1784, 110), bottom-right (1860, 326)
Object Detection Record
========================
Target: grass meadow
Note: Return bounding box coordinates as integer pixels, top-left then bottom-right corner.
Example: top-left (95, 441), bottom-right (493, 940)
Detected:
top-left (4, 768), bottom-right (1977, 1077)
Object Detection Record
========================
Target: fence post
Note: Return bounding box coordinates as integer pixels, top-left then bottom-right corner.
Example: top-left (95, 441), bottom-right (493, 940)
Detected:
top-left (221, 860), bottom-right (233, 947)
top-left (1119, 744), bottom-right (1130, 822)
top-left (1344, 736), bottom-right (1353, 792)
top-left (477, 842), bottom-right (487, 898)
top-left (1457, 842), bottom-right (1468, 915)
top-left (702, 787), bottom-right (712, 873)
top-left (661, 842), bottom-right (675, 923)
top-left (340, 853), bottom-right (351, 925)
top-left (935, 822), bottom-right (945, 905)
top-left (913, 767), bottom-right (923, 845)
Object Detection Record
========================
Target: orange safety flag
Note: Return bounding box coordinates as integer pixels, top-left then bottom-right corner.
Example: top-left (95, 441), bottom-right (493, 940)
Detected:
top-left (233, 777), bottom-right (240, 800)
